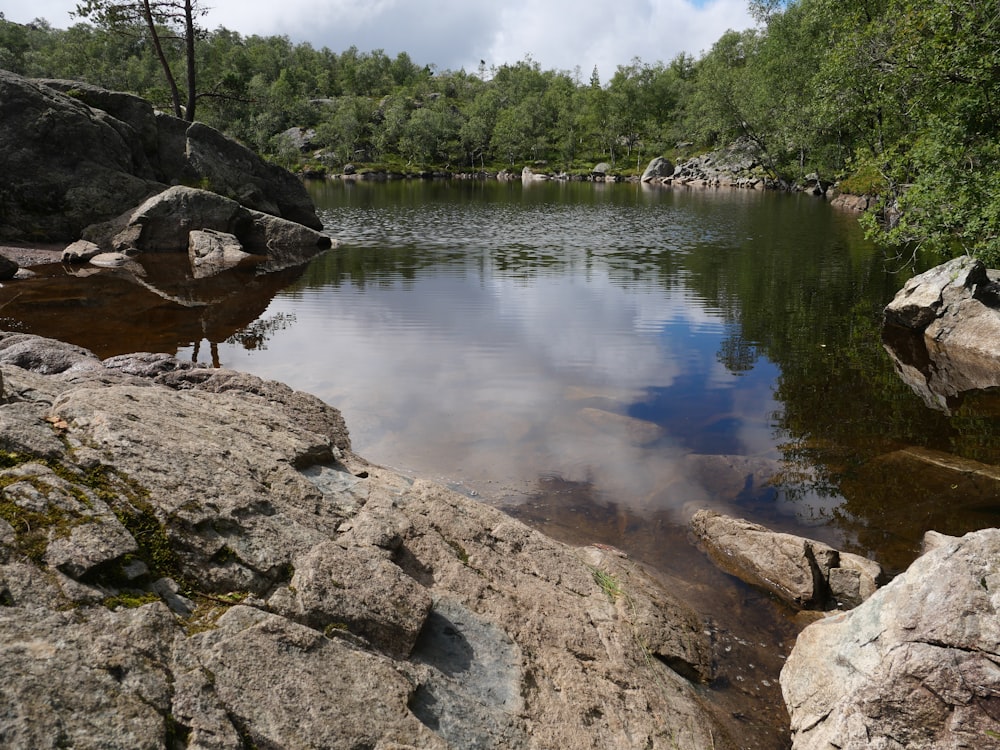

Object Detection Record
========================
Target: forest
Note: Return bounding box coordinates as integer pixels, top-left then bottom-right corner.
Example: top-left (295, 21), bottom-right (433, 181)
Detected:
top-left (0, 0), bottom-right (998, 262)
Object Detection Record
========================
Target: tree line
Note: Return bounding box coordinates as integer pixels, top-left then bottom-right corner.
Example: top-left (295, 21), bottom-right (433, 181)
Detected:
top-left (0, 0), bottom-right (997, 262)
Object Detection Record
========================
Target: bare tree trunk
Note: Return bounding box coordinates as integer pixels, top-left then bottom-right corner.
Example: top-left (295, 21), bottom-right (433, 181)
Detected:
top-left (140, 0), bottom-right (183, 118)
top-left (183, 0), bottom-right (196, 121)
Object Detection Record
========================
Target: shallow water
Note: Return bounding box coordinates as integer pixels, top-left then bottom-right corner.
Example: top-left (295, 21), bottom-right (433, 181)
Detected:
top-left (6, 178), bottom-right (1000, 747)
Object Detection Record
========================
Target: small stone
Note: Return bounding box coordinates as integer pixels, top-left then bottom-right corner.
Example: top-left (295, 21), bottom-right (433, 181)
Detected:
top-left (89, 252), bottom-right (129, 268)
top-left (62, 239), bottom-right (102, 264)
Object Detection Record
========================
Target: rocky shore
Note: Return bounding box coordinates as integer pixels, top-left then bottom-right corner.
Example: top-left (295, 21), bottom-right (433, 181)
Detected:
top-left (0, 332), bottom-right (733, 749)
top-left (2, 329), bottom-right (998, 749)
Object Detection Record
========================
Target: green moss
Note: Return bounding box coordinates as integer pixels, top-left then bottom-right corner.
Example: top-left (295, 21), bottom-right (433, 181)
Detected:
top-left (0, 458), bottom-right (90, 562)
top-left (102, 590), bottom-right (160, 609)
top-left (183, 603), bottom-right (227, 635)
top-left (323, 622), bottom-right (350, 637)
top-left (838, 163), bottom-right (887, 196)
top-left (446, 538), bottom-right (469, 564)
top-left (81, 463), bottom-right (186, 587)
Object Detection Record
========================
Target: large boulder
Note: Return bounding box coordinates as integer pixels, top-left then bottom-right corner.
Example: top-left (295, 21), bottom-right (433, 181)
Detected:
top-left (0, 71), bottom-right (161, 241)
top-left (183, 121), bottom-right (323, 230)
top-left (884, 256), bottom-right (994, 331)
top-left (0, 70), bottom-right (322, 242)
top-left (0, 331), bottom-right (736, 750)
top-left (781, 528), bottom-right (1000, 749)
top-left (692, 510), bottom-right (884, 610)
top-left (38, 78), bottom-right (161, 162)
top-left (883, 256), bottom-right (1000, 411)
top-left (82, 185), bottom-right (332, 273)
top-left (641, 156), bottom-right (675, 182)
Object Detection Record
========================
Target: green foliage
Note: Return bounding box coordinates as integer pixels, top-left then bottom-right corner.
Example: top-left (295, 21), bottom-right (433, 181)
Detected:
top-left (837, 162), bottom-right (887, 196)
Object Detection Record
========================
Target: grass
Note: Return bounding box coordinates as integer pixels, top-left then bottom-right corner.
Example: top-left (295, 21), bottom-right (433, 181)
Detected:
top-left (590, 566), bottom-right (624, 601)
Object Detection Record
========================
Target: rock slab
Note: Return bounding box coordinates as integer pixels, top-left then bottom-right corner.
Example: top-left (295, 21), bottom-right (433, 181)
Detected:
top-left (0, 331), bottom-right (734, 750)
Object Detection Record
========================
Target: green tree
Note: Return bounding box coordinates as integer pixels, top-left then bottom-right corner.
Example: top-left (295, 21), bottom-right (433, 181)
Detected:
top-left (855, 0), bottom-right (1000, 262)
top-left (74, 0), bottom-right (207, 120)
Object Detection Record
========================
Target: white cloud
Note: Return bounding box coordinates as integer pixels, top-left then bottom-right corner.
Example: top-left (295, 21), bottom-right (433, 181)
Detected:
top-left (3, 0), bottom-right (754, 79)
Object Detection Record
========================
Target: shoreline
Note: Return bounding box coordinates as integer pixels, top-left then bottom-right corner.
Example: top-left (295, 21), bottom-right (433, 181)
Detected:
top-left (0, 242), bottom-right (64, 267)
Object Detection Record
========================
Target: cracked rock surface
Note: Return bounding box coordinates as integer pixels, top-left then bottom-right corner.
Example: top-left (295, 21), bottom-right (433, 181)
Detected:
top-left (0, 331), bottom-right (731, 750)
top-left (780, 528), bottom-right (1000, 749)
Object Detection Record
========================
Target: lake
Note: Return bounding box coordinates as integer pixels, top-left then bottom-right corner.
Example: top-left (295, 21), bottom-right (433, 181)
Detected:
top-left (6, 178), bottom-right (1000, 748)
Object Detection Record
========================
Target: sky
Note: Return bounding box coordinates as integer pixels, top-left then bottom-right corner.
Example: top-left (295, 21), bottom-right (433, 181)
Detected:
top-left (2, 0), bottom-right (756, 81)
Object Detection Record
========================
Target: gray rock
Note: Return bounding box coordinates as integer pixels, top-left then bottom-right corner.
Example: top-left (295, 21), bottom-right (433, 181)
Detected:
top-left (691, 510), bottom-right (884, 610)
top-left (242, 208), bottom-right (335, 271)
top-left (0, 602), bottom-right (178, 750)
top-left (44, 514), bottom-right (137, 580)
top-left (0, 331), bottom-right (102, 374)
top-left (921, 529), bottom-right (958, 554)
top-left (62, 239), bottom-right (102, 264)
top-left (90, 252), bottom-right (129, 268)
top-left (39, 79), bottom-right (161, 160)
top-left (279, 126), bottom-right (318, 152)
top-left (781, 528), bottom-right (1000, 749)
top-left (84, 185), bottom-right (332, 271)
top-left (0, 71), bottom-right (322, 243)
top-left (175, 605), bottom-right (448, 750)
top-left (87, 185), bottom-right (251, 253)
top-left (270, 539), bottom-right (433, 658)
top-left (188, 229), bottom-right (252, 278)
top-left (884, 256), bottom-right (988, 330)
top-left (0, 71), bottom-right (161, 241)
top-left (184, 121), bottom-right (323, 230)
top-left (641, 156), bottom-right (675, 182)
top-left (883, 257), bottom-right (1000, 411)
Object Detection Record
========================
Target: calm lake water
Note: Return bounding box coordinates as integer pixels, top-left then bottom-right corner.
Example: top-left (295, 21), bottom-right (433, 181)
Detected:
top-left (6, 178), bottom-right (1000, 748)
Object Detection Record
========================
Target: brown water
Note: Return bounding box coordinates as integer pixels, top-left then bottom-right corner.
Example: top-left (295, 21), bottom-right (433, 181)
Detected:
top-left (5, 179), bottom-right (999, 747)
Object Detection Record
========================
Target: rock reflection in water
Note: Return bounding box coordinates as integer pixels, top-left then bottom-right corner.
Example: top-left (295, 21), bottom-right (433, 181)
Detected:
top-left (0, 256), bottom-right (307, 359)
top-left (882, 322), bottom-right (1000, 414)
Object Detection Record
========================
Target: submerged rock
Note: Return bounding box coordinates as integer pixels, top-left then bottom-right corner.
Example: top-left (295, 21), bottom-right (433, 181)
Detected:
top-left (0, 331), bottom-right (735, 750)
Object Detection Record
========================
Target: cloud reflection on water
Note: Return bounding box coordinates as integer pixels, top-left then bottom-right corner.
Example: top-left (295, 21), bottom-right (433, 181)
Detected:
top-left (195, 257), bottom-right (793, 522)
